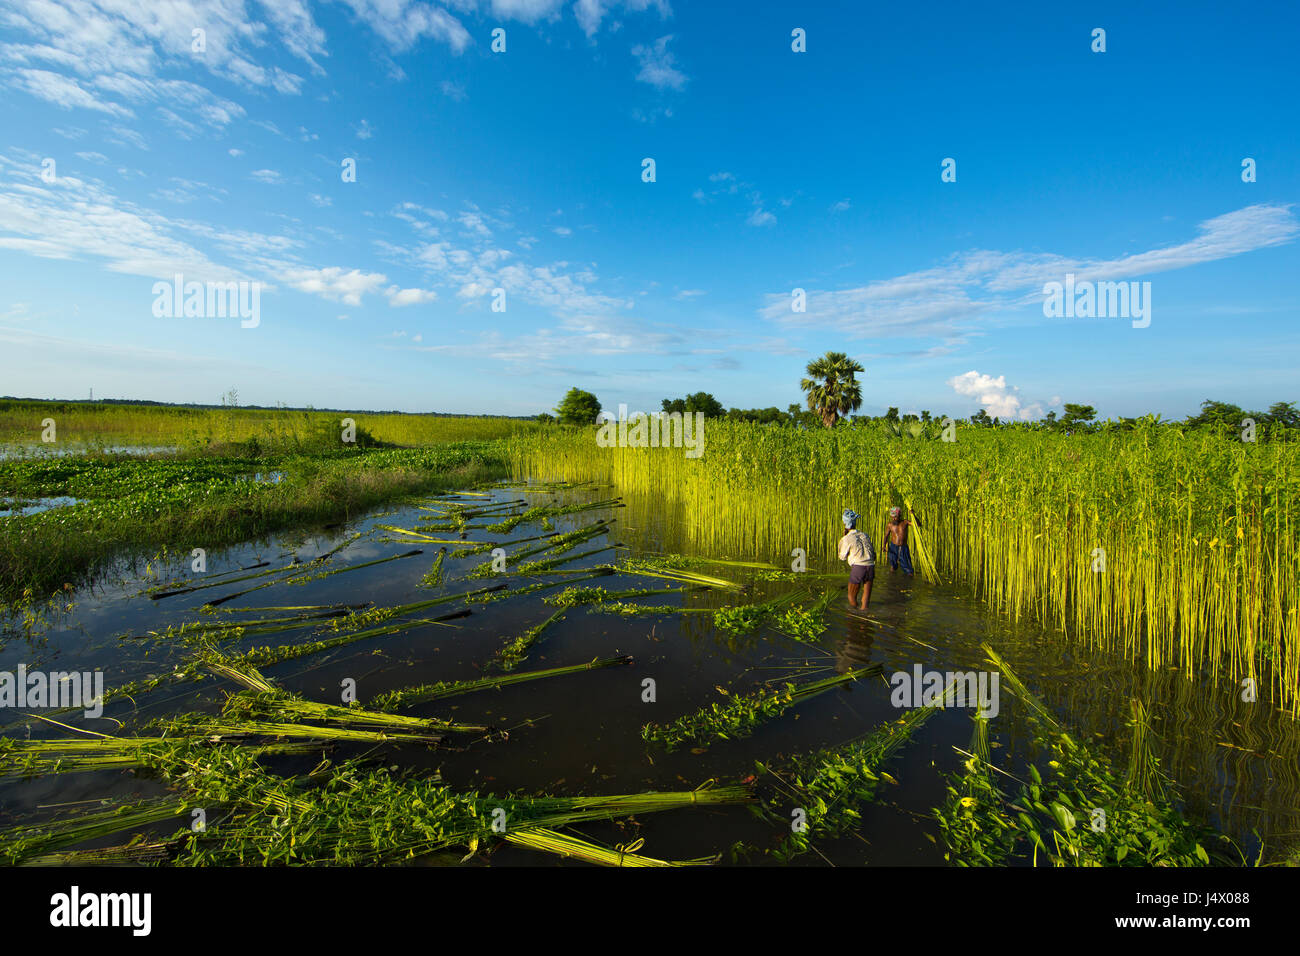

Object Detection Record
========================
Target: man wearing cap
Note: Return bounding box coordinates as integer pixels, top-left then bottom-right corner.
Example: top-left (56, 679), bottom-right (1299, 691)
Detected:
top-left (837, 509), bottom-right (876, 610)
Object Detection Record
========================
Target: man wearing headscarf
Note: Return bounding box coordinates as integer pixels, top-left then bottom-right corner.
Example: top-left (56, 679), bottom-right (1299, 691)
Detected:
top-left (837, 509), bottom-right (876, 609)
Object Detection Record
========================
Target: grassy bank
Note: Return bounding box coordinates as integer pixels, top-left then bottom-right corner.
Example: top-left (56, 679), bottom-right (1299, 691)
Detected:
top-left (0, 442), bottom-right (508, 604)
top-left (0, 398), bottom-right (536, 451)
top-left (506, 420), bottom-right (1300, 714)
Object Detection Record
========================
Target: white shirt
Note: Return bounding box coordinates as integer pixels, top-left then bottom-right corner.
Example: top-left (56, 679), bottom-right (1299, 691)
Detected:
top-left (838, 529), bottom-right (875, 567)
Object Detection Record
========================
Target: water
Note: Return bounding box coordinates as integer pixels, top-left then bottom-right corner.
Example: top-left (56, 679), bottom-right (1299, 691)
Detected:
top-left (0, 444), bottom-right (178, 460)
top-left (0, 496), bottom-right (81, 516)
top-left (2, 481), bottom-right (1296, 865)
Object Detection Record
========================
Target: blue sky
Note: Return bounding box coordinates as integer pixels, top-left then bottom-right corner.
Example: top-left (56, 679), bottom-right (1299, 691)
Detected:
top-left (0, 0), bottom-right (1296, 420)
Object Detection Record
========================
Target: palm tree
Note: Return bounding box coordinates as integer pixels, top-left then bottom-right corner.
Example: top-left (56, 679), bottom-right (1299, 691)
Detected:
top-left (800, 351), bottom-right (864, 428)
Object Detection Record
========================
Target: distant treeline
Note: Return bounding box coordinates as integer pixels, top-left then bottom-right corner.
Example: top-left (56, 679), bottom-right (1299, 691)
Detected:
top-left (656, 394), bottom-right (1300, 441)
top-left (0, 396), bottom-right (533, 420)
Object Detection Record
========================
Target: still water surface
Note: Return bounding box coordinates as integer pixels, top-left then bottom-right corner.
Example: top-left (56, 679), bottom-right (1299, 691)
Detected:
top-left (2, 481), bottom-right (1296, 864)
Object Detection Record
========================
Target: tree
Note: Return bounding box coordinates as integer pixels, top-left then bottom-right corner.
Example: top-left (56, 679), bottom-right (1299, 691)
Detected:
top-left (1061, 404), bottom-right (1098, 429)
top-left (800, 351), bottom-right (864, 428)
top-left (554, 387), bottom-right (601, 425)
top-left (787, 403), bottom-right (819, 428)
top-left (728, 406), bottom-right (786, 425)
top-left (885, 406), bottom-right (900, 423)
top-left (920, 410), bottom-right (932, 423)
top-left (1267, 401), bottom-right (1300, 429)
top-left (534, 412), bottom-right (556, 424)
top-left (662, 392), bottom-right (725, 418)
top-left (970, 409), bottom-right (993, 427)
top-left (685, 391), bottom-right (726, 418)
top-left (1184, 400), bottom-right (1247, 438)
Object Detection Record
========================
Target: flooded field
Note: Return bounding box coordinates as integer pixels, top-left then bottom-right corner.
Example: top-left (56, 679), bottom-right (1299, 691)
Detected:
top-left (2, 479), bottom-right (1296, 865)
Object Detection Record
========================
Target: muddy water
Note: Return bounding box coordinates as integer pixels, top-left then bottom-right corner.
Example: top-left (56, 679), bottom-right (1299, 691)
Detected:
top-left (2, 482), bottom-right (1297, 865)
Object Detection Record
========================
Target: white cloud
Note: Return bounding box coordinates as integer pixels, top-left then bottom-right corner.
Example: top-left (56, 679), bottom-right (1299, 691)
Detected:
top-left (355, 118), bottom-right (373, 139)
top-left (574, 0), bottom-right (672, 38)
top-left (761, 204), bottom-right (1299, 341)
top-left (387, 286), bottom-right (437, 306)
top-left (103, 124), bottom-right (147, 150)
top-left (257, 0), bottom-right (329, 73)
top-left (457, 212), bottom-right (492, 237)
top-left (631, 35), bottom-right (686, 90)
top-left (5, 68), bottom-right (132, 116)
top-left (0, 149), bottom-right (250, 282)
top-left (250, 169), bottom-right (283, 184)
top-left (228, 148), bottom-right (244, 157)
top-left (281, 266), bottom-right (388, 305)
top-left (948, 370), bottom-right (1035, 420)
top-left (382, 209), bottom-right (633, 321)
top-left (830, 199), bottom-right (851, 213)
top-left (439, 80), bottom-right (466, 100)
top-left (336, 0), bottom-right (473, 53)
top-left (406, 315), bottom-right (799, 369)
top-left (0, 0), bottom-right (324, 114)
top-left (491, 0), bottom-right (566, 24)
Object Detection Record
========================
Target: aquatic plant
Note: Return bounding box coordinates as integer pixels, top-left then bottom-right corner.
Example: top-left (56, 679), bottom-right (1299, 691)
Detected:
top-left (772, 591), bottom-right (835, 642)
top-left (209, 662), bottom-right (488, 736)
top-left (934, 647), bottom-right (1229, 866)
top-left (494, 608), bottom-right (567, 670)
top-left (713, 591), bottom-right (805, 637)
top-left (372, 655), bottom-right (633, 710)
top-left (758, 700), bottom-right (943, 862)
top-left (642, 665), bottom-right (883, 751)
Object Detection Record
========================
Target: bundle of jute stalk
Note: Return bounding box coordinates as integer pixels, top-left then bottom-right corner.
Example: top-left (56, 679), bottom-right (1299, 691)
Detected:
top-left (506, 421), bottom-right (1300, 713)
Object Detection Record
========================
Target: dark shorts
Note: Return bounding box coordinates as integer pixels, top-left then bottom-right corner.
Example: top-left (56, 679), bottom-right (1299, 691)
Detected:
top-left (849, 564), bottom-right (875, 585)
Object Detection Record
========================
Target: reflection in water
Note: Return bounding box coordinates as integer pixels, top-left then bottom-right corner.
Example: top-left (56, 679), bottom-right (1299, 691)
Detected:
top-left (2, 480), bottom-right (1297, 865)
top-left (613, 485), bottom-right (1300, 861)
top-left (835, 615), bottom-right (876, 675)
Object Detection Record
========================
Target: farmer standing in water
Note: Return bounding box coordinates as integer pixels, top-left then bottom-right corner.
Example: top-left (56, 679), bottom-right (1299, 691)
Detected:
top-left (838, 509), bottom-right (876, 609)
top-left (885, 506), bottom-right (914, 574)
